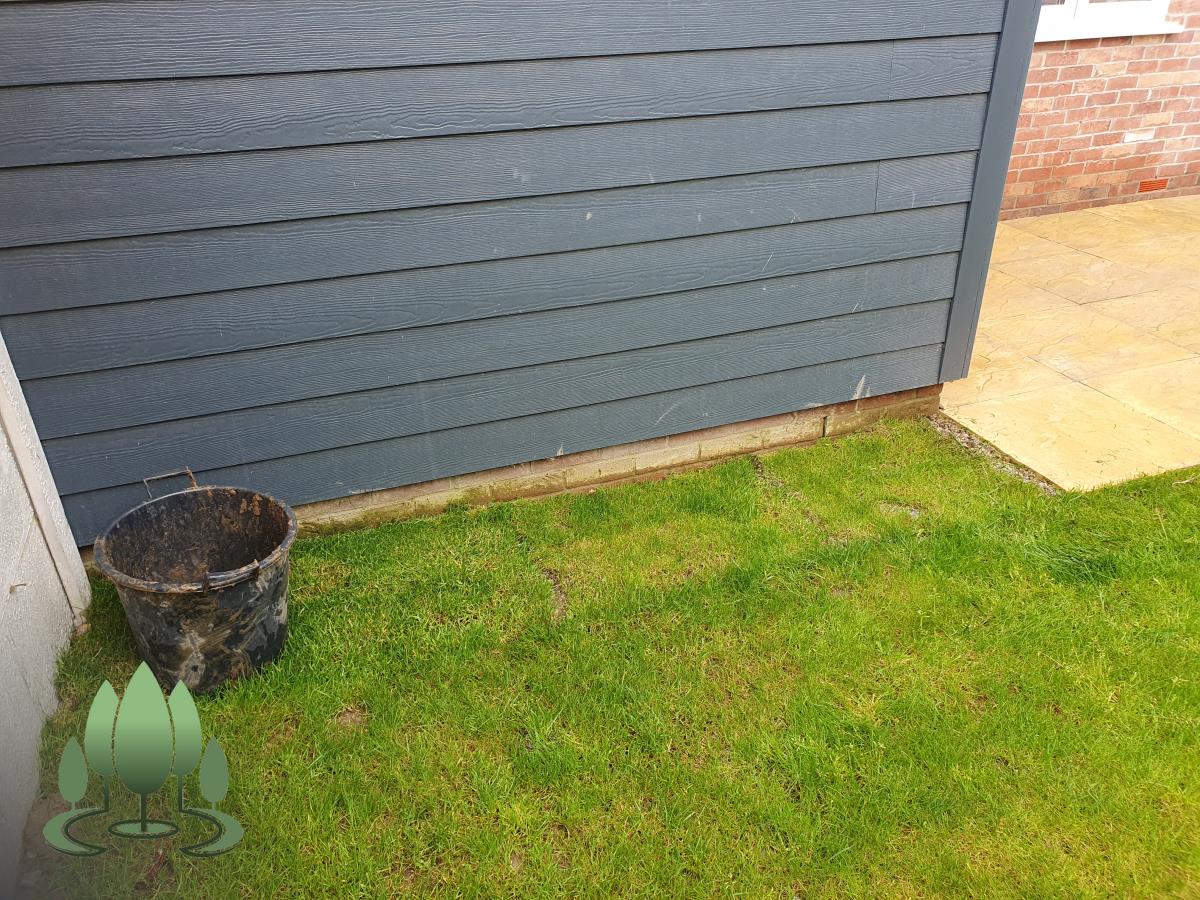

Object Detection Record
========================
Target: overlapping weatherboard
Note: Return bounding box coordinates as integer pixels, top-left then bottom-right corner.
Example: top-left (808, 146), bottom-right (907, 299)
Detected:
top-left (0, 0), bottom-right (1040, 544)
top-left (23, 207), bottom-right (970, 436)
top-left (44, 261), bottom-right (960, 494)
top-left (0, 37), bottom-right (996, 167)
top-left (0, 98), bottom-right (986, 247)
top-left (0, 0), bottom-right (1006, 85)
top-left (0, 153), bottom-right (979, 318)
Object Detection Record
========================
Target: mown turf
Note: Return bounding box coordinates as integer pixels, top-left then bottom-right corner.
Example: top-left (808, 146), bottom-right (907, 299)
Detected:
top-left (38, 419), bottom-right (1200, 898)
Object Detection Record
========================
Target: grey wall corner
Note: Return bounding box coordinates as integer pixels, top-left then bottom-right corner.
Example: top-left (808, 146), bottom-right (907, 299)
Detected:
top-left (940, 0), bottom-right (1042, 382)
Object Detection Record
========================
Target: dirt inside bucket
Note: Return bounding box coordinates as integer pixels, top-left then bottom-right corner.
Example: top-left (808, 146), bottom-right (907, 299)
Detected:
top-left (100, 486), bottom-right (292, 586)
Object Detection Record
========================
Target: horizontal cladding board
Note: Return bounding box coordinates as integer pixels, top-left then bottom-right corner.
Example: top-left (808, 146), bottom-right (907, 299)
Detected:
top-left (2, 161), bottom-right (884, 319)
top-left (8, 220), bottom-right (965, 382)
top-left (0, 153), bottom-right (976, 319)
top-left (0, 36), bottom-right (998, 168)
top-left (43, 280), bottom-right (955, 494)
top-left (878, 154), bottom-right (980, 210)
top-left (24, 206), bottom-right (967, 438)
top-left (0, 95), bottom-right (987, 247)
top-left (61, 343), bottom-right (945, 544)
top-left (0, 0), bottom-right (1006, 87)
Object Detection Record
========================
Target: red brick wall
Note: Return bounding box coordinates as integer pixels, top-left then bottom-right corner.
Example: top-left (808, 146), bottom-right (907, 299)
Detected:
top-left (1001, 0), bottom-right (1200, 218)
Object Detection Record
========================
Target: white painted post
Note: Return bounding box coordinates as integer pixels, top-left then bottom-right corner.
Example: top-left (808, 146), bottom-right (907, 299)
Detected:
top-left (0, 331), bottom-right (88, 616)
top-left (0, 327), bottom-right (90, 893)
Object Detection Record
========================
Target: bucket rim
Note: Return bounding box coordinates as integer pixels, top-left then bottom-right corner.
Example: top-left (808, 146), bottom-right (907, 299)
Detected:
top-left (93, 485), bottom-right (298, 595)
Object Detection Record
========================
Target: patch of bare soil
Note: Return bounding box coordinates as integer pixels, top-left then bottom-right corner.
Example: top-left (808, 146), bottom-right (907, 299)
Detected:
top-left (15, 796), bottom-right (68, 900)
top-left (543, 568), bottom-right (567, 624)
top-left (333, 705), bottom-right (368, 729)
top-left (930, 414), bottom-right (1059, 495)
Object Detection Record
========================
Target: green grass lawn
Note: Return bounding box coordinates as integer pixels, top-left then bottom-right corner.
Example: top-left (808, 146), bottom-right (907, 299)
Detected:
top-left (38, 418), bottom-right (1200, 898)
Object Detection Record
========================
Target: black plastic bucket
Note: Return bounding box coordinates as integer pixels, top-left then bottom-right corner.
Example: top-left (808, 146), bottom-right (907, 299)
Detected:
top-left (94, 472), bottom-right (297, 694)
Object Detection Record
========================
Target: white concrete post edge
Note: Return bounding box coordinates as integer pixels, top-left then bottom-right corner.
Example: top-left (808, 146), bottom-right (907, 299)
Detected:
top-left (0, 329), bottom-right (89, 618)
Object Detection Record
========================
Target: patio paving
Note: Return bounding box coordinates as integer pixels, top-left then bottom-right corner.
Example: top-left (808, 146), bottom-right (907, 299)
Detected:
top-left (942, 195), bottom-right (1200, 490)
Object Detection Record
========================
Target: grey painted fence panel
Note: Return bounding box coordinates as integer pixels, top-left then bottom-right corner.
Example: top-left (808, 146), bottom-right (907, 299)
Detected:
top-left (0, 0), bottom-right (1005, 87)
top-left (0, 37), bottom-right (998, 168)
top-left (60, 344), bottom-right (945, 543)
top-left (0, 153), bottom-right (976, 319)
top-left (43, 293), bottom-right (955, 494)
top-left (0, 96), bottom-right (986, 248)
top-left (23, 206), bottom-right (967, 438)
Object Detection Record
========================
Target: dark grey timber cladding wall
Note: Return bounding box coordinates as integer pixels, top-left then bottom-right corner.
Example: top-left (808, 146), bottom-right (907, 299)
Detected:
top-left (0, 0), bottom-right (1039, 545)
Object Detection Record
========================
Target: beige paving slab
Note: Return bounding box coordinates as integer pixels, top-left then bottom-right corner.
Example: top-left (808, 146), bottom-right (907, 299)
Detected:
top-left (979, 270), bottom-right (1076, 322)
top-left (994, 248), bottom-right (1178, 304)
top-left (1144, 195), bottom-right (1200, 218)
top-left (989, 223), bottom-right (1067, 265)
top-left (948, 381), bottom-right (1200, 490)
top-left (1081, 234), bottom-right (1200, 284)
top-left (1091, 285), bottom-right (1200, 354)
top-left (1087, 356), bottom-right (1200, 441)
top-left (1007, 207), bottom-right (1156, 251)
top-left (1091, 198), bottom-right (1200, 230)
top-left (983, 303), bottom-right (1193, 380)
top-left (941, 332), bottom-right (1073, 409)
top-left (953, 198), bottom-right (1200, 489)
top-left (1007, 207), bottom-right (1121, 237)
top-left (1005, 207), bottom-right (1105, 236)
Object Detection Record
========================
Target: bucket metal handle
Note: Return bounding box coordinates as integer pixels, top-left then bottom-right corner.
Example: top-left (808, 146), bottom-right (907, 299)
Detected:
top-left (142, 467), bottom-right (199, 499)
top-left (200, 561), bottom-right (262, 594)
